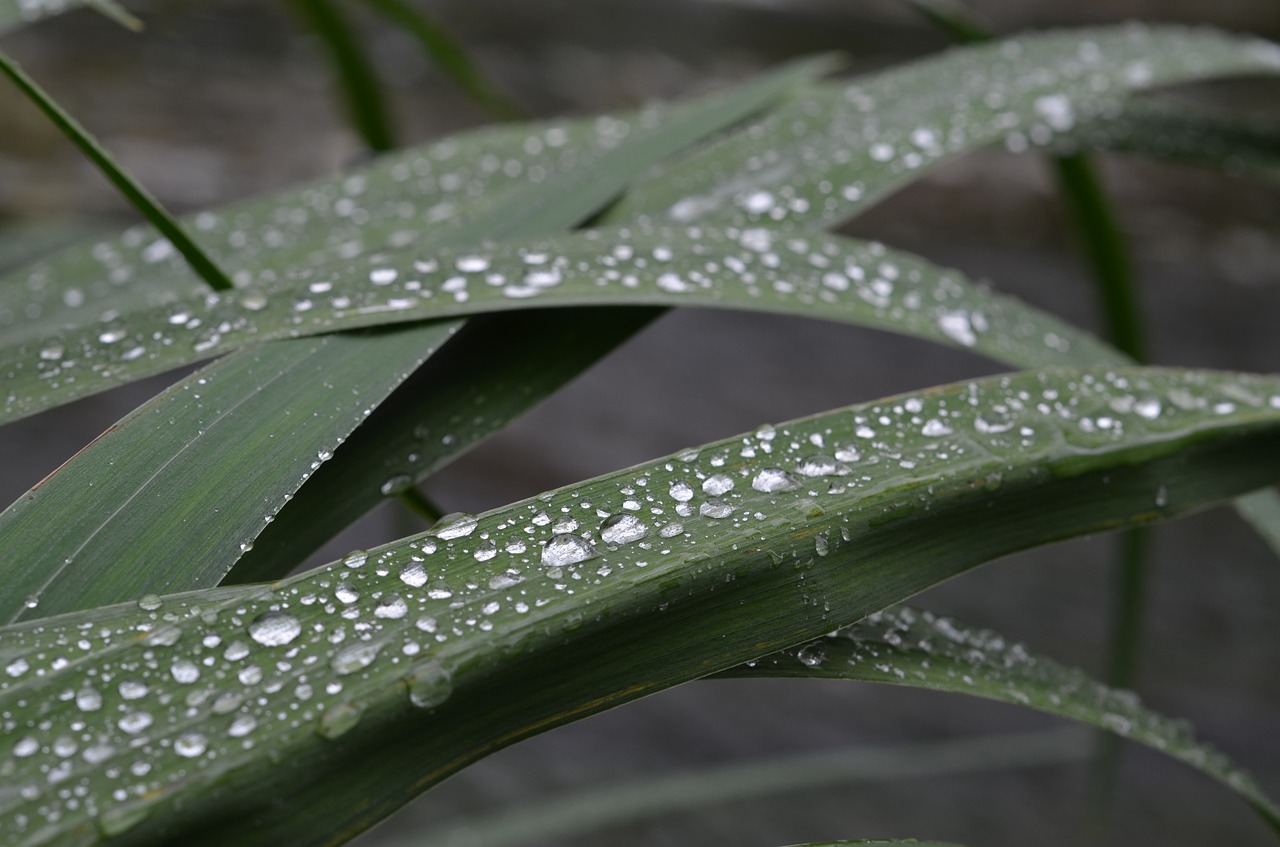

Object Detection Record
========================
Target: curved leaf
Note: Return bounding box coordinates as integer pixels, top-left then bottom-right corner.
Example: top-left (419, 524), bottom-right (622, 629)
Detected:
top-left (2, 366), bottom-right (1280, 845)
top-left (609, 26), bottom-right (1280, 229)
top-left (409, 729), bottom-right (1079, 847)
top-left (0, 60), bottom-right (827, 622)
top-left (718, 606), bottom-right (1280, 831)
top-left (0, 224), bottom-right (1121, 425)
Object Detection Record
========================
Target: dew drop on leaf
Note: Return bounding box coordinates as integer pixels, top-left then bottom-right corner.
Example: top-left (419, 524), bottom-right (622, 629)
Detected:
top-left (331, 641), bottom-right (382, 675)
top-left (248, 612), bottom-right (302, 647)
top-left (541, 533), bottom-right (597, 567)
top-left (434, 513), bottom-right (478, 539)
top-left (599, 513), bottom-right (649, 545)
top-left (752, 468), bottom-right (798, 493)
top-left (407, 662), bottom-right (453, 709)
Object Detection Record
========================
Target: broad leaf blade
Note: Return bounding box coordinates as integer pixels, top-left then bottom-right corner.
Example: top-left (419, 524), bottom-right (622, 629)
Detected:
top-left (0, 225), bottom-right (1121, 423)
top-left (608, 26), bottom-right (1280, 229)
top-left (718, 606), bottom-right (1280, 831)
top-left (2, 366), bottom-right (1279, 845)
top-left (0, 61), bottom-right (825, 621)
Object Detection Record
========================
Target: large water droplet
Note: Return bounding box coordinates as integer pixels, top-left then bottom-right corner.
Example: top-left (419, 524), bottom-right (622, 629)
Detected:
top-left (228, 715), bottom-right (258, 738)
top-left (117, 711), bottom-right (153, 734)
top-left (173, 732), bottom-right (209, 758)
top-left (317, 701), bottom-right (364, 739)
top-left (669, 481), bottom-right (695, 502)
top-left (406, 662), bottom-right (453, 709)
top-left (702, 473), bottom-right (735, 495)
top-left (375, 595), bottom-right (408, 619)
top-left (118, 679), bottom-right (149, 700)
top-left (399, 561), bottom-right (428, 588)
top-left (752, 468), bottom-right (798, 493)
top-left (434, 512), bottom-right (478, 539)
top-left (600, 513), bottom-right (649, 545)
top-left (75, 687), bottom-right (103, 712)
top-left (795, 454), bottom-right (848, 477)
top-left (331, 641), bottom-right (382, 675)
top-left (700, 499), bottom-right (735, 519)
top-left (170, 660), bottom-right (201, 684)
top-left (248, 612), bottom-right (302, 647)
top-left (541, 533), bottom-right (596, 567)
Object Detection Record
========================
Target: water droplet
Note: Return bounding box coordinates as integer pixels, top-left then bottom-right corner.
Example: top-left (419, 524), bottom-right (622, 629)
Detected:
top-left (342, 549), bottom-right (368, 569)
top-left (702, 473), bottom-right (735, 495)
top-left (76, 687), bottom-right (103, 712)
top-left (119, 679), bottom-right (149, 700)
top-left (228, 715), bottom-right (258, 738)
top-left (12, 736), bottom-right (38, 757)
top-left (541, 533), bottom-right (596, 567)
top-left (937, 311), bottom-right (977, 347)
top-left (317, 701), bottom-right (365, 739)
top-left (117, 711), bottom-right (153, 734)
top-left (142, 624), bottom-right (182, 646)
top-left (39, 343), bottom-right (64, 361)
top-left (795, 455), bottom-right (848, 477)
top-left (335, 581), bottom-right (360, 604)
top-left (473, 540), bottom-right (498, 561)
top-left (434, 512), bottom-right (478, 539)
top-left (669, 481), bottom-right (695, 502)
top-left (248, 612), bottom-right (302, 647)
top-left (399, 561), bottom-right (428, 588)
top-left (660, 522), bottom-right (685, 537)
top-left (5, 657), bottom-right (28, 677)
top-left (331, 641), bottom-right (382, 675)
top-left (426, 580), bottom-right (453, 599)
top-left (700, 499), bottom-right (735, 519)
top-left (489, 571), bottom-right (522, 590)
top-left (600, 513), bottom-right (649, 545)
top-left (752, 468), bottom-right (798, 493)
top-left (369, 268), bottom-right (398, 285)
top-left (379, 474), bottom-right (414, 496)
top-left (797, 643), bottom-right (826, 667)
top-left (406, 662), bottom-right (453, 709)
top-left (921, 419), bottom-right (953, 437)
top-left (1135, 399), bottom-right (1162, 420)
top-left (173, 732), bottom-right (208, 758)
top-left (375, 595), bottom-right (408, 619)
top-left (170, 660), bottom-right (201, 684)
top-left (456, 255), bottom-right (490, 272)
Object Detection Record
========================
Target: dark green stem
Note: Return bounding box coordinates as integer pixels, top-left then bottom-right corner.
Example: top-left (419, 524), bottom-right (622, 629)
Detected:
top-left (362, 0), bottom-right (525, 120)
top-left (398, 486), bottom-right (443, 524)
top-left (0, 50), bottom-right (234, 292)
top-left (293, 0), bottom-right (396, 152)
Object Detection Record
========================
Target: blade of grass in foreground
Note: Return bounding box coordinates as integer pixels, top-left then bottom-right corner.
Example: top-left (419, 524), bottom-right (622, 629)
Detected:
top-left (2, 366), bottom-right (1280, 846)
top-left (718, 606), bottom-right (1280, 832)
top-left (405, 729), bottom-right (1082, 847)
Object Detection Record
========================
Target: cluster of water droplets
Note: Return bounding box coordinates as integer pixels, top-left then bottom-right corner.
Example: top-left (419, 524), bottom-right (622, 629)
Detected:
top-left (2, 364), bottom-right (1276, 837)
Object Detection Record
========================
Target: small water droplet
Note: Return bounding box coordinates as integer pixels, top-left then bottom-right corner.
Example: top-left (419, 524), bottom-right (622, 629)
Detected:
top-left (335, 581), bottom-right (360, 604)
top-left (248, 612), bottom-right (302, 647)
top-left (541, 533), bottom-right (596, 567)
top-left (170, 660), bottom-right (201, 684)
top-left (76, 687), bottom-right (103, 712)
top-left (795, 454), bottom-right (848, 477)
top-left (118, 679), bottom-right (149, 700)
top-left (117, 711), bottom-right (153, 734)
top-left (331, 641), bottom-right (382, 675)
top-left (669, 481), bottom-right (695, 502)
top-left (473, 539), bottom-right (498, 561)
top-left (600, 513), bottom-right (649, 545)
top-left (228, 715), bottom-right (258, 738)
top-left (12, 736), bottom-right (39, 757)
top-left (379, 474), bottom-right (413, 496)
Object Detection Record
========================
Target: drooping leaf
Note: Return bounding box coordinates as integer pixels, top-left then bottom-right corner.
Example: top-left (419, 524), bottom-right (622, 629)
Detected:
top-left (2, 366), bottom-right (1280, 845)
top-left (718, 606), bottom-right (1280, 831)
top-left (409, 729), bottom-right (1080, 847)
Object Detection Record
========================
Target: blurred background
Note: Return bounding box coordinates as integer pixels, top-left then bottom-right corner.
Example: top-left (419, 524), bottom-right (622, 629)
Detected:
top-left (1, 1), bottom-right (1278, 845)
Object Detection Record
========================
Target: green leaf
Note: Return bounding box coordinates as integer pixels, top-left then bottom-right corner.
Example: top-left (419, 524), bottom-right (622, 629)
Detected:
top-left (0, 60), bottom-right (825, 621)
top-left (410, 729), bottom-right (1080, 847)
top-left (0, 327), bottom-right (454, 624)
top-left (0, 224), bottom-right (1121, 425)
top-left (718, 606), bottom-right (1280, 831)
top-left (293, 0), bottom-right (397, 152)
top-left (608, 26), bottom-right (1280, 229)
top-left (2, 365), bottom-right (1279, 845)
top-left (363, 0), bottom-right (524, 120)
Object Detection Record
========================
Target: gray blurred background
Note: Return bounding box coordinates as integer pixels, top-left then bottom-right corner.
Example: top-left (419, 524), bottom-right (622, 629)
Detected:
top-left (1, 1), bottom-right (1278, 845)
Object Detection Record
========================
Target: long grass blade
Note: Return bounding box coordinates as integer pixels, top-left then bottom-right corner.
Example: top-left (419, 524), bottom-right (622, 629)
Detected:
top-left (2, 365), bottom-right (1279, 845)
top-left (719, 606), bottom-right (1280, 832)
top-left (363, 0), bottom-right (524, 120)
top-left (0, 50), bottom-right (233, 292)
top-left (292, 0), bottom-right (396, 152)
